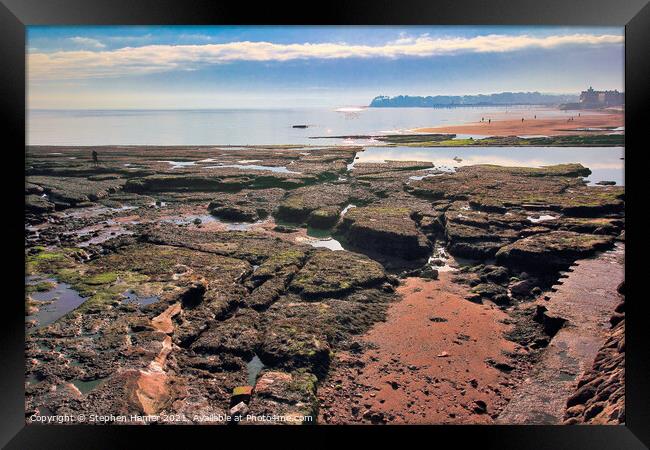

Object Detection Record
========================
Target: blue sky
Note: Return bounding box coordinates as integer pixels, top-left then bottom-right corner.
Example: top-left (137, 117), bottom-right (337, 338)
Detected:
top-left (27, 26), bottom-right (624, 109)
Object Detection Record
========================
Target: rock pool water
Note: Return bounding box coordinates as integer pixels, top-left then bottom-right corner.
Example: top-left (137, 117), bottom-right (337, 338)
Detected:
top-left (409, 170), bottom-right (446, 181)
top-left (355, 146), bottom-right (624, 186)
top-left (205, 164), bottom-right (301, 174)
top-left (122, 290), bottom-right (159, 306)
top-left (528, 214), bottom-right (559, 223)
top-left (158, 160), bottom-right (198, 169)
top-left (247, 354), bottom-right (265, 386)
top-left (61, 204), bottom-right (137, 220)
top-left (214, 217), bottom-right (270, 230)
top-left (302, 228), bottom-right (345, 251)
top-left (309, 238), bottom-right (345, 251)
top-left (70, 223), bottom-right (135, 247)
top-left (26, 279), bottom-right (87, 329)
top-left (165, 214), bottom-right (270, 231)
top-left (72, 378), bottom-right (105, 394)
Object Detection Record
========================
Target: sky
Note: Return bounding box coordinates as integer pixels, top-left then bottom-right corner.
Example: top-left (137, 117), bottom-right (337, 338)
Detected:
top-left (27, 26), bottom-right (625, 110)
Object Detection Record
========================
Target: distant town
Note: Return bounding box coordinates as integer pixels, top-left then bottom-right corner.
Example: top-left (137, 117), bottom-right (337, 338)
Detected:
top-left (561, 87), bottom-right (625, 110)
top-left (369, 88), bottom-right (623, 109)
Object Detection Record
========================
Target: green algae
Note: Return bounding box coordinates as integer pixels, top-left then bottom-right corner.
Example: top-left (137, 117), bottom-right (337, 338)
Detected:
top-left (26, 247), bottom-right (82, 275)
top-left (25, 281), bottom-right (56, 293)
top-left (85, 272), bottom-right (119, 285)
top-left (380, 134), bottom-right (624, 147)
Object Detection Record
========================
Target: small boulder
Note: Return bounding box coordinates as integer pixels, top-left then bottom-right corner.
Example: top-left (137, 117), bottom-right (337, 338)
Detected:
top-left (510, 279), bottom-right (538, 298)
top-left (420, 267), bottom-right (439, 280)
top-left (229, 401), bottom-right (249, 416)
top-left (473, 400), bottom-right (488, 414)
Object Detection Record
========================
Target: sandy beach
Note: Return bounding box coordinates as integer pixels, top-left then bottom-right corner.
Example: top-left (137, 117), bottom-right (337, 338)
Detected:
top-left (414, 111), bottom-right (624, 136)
top-left (318, 274), bottom-right (524, 424)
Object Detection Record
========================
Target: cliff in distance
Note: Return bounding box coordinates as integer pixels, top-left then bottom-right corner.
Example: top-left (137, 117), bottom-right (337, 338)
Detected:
top-left (369, 92), bottom-right (578, 108)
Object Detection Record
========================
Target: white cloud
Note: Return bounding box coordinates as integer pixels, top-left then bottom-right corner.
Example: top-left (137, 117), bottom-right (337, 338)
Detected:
top-left (178, 33), bottom-right (214, 41)
top-left (105, 34), bottom-right (154, 44)
top-left (68, 36), bottom-right (106, 49)
top-left (29, 33), bottom-right (623, 80)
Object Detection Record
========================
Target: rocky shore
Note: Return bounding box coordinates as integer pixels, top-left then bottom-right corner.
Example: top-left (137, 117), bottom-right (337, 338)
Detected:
top-left (564, 282), bottom-right (625, 425)
top-left (24, 144), bottom-right (624, 425)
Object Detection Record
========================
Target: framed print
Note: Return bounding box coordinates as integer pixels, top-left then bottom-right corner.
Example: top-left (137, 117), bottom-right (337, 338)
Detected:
top-left (1, 0), bottom-right (648, 447)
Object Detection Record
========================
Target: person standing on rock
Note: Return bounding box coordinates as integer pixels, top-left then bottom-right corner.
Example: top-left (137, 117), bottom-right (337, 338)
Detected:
top-left (92, 150), bottom-right (99, 166)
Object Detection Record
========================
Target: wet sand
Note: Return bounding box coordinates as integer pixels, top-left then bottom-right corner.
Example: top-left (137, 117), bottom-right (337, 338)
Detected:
top-left (319, 273), bottom-right (527, 424)
top-left (413, 111), bottom-right (623, 136)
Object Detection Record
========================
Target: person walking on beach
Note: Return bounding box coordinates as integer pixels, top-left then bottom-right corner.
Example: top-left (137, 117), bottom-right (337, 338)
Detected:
top-left (521, 117), bottom-right (524, 123)
top-left (92, 150), bottom-right (99, 166)
top-left (488, 119), bottom-right (491, 124)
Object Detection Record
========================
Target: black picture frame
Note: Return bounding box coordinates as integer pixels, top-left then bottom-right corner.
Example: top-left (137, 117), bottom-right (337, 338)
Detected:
top-left (2, 0), bottom-right (648, 447)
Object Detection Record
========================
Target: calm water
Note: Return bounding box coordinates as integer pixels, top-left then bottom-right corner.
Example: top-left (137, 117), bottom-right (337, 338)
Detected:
top-left (247, 354), bottom-right (265, 386)
top-left (122, 290), bottom-right (159, 306)
top-left (28, 107), bottom-right (624, 185)
top-left (355, 146), bottom-right (625, 186)
top-left (28, 106), bottom-right (577, 146)
top-left (26, 278), bottom-right (87, 329)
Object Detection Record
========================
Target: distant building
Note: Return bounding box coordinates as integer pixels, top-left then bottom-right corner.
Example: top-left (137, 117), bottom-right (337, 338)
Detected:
top-left (579, 87), bottom-right (624, 107)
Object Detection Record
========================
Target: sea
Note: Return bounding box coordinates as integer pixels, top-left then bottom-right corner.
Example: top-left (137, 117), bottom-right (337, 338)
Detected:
top-left (27, 106), bottom-right (624, 186)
